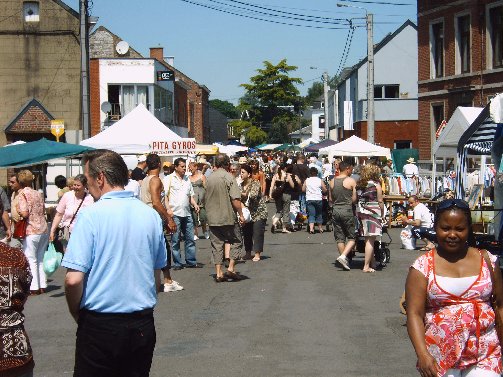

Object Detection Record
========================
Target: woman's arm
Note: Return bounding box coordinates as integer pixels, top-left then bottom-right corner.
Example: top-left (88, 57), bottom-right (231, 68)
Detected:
top-left (49, 211), bottom-right (64, 241)
top-left (302, 181), bottom-right (306, 193)
top-left (321, 180), bottom-right (327, 194)
top-left (376, 182), bottom-right (385, 217)
top-left (259, 172), bottom-right (266, 195)
top-left (405, 268), bottom-right (439, 377)
top-left (269, 175), bottom-right (277, 197)
top-left (18, 191), bottom-right (29, 219)
top-left (202, 175), bottom-right (207, 189)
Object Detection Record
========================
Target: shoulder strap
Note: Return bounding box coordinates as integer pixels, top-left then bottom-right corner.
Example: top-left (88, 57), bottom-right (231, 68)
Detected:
top-left (69, 192), bottom-right (86, 225)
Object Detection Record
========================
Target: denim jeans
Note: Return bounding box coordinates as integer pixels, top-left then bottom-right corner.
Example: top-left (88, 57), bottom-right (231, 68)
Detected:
top-left (171, 215), bottom-right (197, 267)
top-left (306, 200), bottom-right (323, 224)
top-left (298, 193), bottom-right (307, 214)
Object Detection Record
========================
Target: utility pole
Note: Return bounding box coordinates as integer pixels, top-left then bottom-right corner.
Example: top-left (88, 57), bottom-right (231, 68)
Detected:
top-left (80, 0), bottom-right (90, 140)
top-left (323, 71), bottom-right (329, 140)
top-left (366, 12), bottom-right (375, 144)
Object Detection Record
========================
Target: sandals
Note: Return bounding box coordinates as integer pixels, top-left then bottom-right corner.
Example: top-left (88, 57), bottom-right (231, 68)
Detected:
top-left (419, 246), bottom-right (432, 252)
top-left (362, 268), bottom-right (376, 273)
top-left (281, 229), bottom-right (291, 234)
top-left (252, 255), bottom-right (260, 262)
top-left (215, 276), bottom-right (226, 283)
top-left (224, 270), bottom-right (243, 280)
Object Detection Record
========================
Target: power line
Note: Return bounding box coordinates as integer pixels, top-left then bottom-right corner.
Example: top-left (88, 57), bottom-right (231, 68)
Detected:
top-left (222, 0), bottom-right (355, 22)
top-left (207, 0), bottom-right (353, 25)
top-left (336, 23), bottom-right (356, 75)
top-left (178, 0), bottom-right (362, 29)
top-left (338, 0), bottom-right (414, 5)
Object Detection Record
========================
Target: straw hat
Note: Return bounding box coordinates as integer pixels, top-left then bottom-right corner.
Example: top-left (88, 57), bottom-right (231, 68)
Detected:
top-left (406, 157), bottom-right (416, 164)
top-left (163, 161), bottom-right (172, 168)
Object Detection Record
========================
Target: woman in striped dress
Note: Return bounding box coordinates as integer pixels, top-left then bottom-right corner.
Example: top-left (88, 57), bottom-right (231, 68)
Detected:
top-left (356, 164), bottom-right (384, 273)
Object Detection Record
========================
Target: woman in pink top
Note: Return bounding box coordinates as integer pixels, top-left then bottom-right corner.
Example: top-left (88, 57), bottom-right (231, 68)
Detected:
top-left (16, 169), bottom-right (49, 295)
top-left (49, 174), bottom-right (94, 252)
top-left (406, 199), bottom-right (503, 377)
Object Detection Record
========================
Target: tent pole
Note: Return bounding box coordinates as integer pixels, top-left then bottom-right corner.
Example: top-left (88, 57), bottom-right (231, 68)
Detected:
top-left (432, 156), bottom-right (436, 196)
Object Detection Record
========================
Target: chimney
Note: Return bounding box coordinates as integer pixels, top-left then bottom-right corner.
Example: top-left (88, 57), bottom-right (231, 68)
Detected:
top-left (149, 47), bottom-right (163, 61)
top-left (165, 56), bottom-right (174, 66)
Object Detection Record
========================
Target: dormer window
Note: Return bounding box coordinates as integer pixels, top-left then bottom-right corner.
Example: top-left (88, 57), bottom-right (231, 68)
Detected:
top-left (24, 2), bottom-right (40, 22)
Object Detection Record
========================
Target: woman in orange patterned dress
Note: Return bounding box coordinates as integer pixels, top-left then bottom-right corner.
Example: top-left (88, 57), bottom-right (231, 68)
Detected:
top-left (406, 199), bottom-right (503, 377)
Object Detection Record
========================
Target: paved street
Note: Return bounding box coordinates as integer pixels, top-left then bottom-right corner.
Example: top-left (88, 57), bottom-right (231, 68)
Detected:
top-left (25, 221), bottom-right (421, 377)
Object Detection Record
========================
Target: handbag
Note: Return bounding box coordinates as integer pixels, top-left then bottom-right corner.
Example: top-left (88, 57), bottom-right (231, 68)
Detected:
top-left (13, 192), bottom-right (28, 239)
top-left (482, 250), bottom-right (503, 346)
top-left (13, 219), bottom-right (28, 239)
top-left (237, 193), bottom-right (252, 223)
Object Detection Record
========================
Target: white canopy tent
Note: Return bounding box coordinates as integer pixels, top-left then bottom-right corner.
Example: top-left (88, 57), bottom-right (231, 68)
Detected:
top-left (318, 135), bottom-right (391, 160)
top-left (80, 104), bottom-right (195, 155)
top-left (215, 144), bottom-right (248, 156)
top-left (432, 106), bottom-right (483, 195)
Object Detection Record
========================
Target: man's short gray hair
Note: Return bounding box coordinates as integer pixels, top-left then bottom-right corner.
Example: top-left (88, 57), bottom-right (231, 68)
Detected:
top-left (82, 149), bottom-right (128, 188)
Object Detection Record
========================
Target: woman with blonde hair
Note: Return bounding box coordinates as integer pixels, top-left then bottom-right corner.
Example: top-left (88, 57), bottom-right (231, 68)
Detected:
top-left (356, 164), bottom-right (384, 273)
top-left (16, 170), bottom-right (49, 294)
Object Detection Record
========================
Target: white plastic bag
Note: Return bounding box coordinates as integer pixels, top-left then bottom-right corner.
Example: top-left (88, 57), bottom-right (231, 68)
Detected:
top-left (400, 225), bottom-right (416, 250)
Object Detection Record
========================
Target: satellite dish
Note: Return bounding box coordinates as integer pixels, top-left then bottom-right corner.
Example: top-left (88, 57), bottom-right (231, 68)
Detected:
top-left (116, 41), bottom-right (130, 55)
top-left (101, 101), bottom-right (112, 113)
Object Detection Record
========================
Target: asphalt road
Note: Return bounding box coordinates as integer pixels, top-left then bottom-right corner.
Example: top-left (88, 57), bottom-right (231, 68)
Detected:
top-left (25, 221), bottom-right (422, 377)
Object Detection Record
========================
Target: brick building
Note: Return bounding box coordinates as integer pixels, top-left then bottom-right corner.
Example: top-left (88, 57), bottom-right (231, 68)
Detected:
top-left (149, 47), bottom-right (210, 143)
top-left (418, 0), bottom-right (503, 159)
top-left (0, 0), bottom-right (81, 147)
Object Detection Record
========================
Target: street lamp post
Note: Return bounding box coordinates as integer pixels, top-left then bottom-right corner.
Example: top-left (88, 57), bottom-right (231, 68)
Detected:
top-left (337, 2), bottom-right (374, 144)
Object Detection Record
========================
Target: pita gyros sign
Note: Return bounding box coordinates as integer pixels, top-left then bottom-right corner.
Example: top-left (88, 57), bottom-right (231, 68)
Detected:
top-left (149, 140), bottom-right (196, 155)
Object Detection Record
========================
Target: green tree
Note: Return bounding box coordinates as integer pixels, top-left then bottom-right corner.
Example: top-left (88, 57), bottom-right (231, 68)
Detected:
top-left (305, 81), bottom-right (324, 104)
top-left (209, 99), bottom-right (239, 119)
top-left (239, 59), bottom-right (304, 131)
top-left (228, 119), bottom-right (267, 146)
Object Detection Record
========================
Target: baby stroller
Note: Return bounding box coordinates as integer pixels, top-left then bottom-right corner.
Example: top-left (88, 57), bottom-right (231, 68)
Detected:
top-left (351, 207), bottom-right (391, 268)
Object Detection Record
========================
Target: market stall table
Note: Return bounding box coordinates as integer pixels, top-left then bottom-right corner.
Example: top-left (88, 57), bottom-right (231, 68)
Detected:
top-left (383, 195), bottom-right (439, 227)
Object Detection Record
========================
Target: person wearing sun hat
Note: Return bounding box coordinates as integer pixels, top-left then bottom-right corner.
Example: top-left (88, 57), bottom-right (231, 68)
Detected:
top-left (402, 157), bottom-right (419, 178)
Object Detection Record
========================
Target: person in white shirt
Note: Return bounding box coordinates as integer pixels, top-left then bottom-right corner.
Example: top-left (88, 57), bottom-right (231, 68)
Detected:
top-left (124, 169), bottom-right (140, 198)
top-left (164, 158), bottom-right (201, 270)
top-left (402, 157), bottom-right (419, 178)
top-left (402, 195), bottom-right (436, 251)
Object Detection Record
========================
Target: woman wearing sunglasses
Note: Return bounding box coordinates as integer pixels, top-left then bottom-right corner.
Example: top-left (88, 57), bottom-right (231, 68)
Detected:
top-left (406, 199), bottom-right (503, 377)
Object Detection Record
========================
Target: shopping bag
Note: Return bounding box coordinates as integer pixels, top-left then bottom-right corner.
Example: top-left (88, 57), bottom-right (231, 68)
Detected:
top-left (400, 225), bottom-right (416, 250)
top-left (43, 242), bottom-right (62, 277)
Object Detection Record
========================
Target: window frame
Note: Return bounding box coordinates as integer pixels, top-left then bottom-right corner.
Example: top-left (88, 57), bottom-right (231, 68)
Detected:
top-left (455, 12), bottom-right (471, 74)
top-left (429, 19), bottom-right (445, 79)
top-left (23, 1), bottom-right (40, 22)
top-left (486, 1), bottom-right (503, 69)
top-left (431, 102), bottom-right (445, 146)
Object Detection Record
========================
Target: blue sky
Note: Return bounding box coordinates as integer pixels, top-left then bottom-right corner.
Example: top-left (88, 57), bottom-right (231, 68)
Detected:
top-left (65, 0), bottom-right (416, 104)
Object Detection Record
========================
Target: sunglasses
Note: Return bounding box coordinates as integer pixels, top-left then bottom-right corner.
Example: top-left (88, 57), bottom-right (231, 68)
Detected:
top-left (437, 199), bottom-right (469, 211)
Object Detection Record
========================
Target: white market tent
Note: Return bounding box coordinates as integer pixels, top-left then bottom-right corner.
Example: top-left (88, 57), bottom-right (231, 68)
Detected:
top-left (80, 104), bottom-right (195, 155)
top-left (318, 135), bottom-right (391, 160)
top-left (216, 144), bottom-right (248, 156)
top-left (432, 106), bottom-right (483, 194)
top-left (433, 107), bottom-right (483, 158)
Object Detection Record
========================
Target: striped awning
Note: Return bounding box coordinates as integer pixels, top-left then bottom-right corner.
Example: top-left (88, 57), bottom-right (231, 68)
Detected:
top-left (455, 105), bottom-right (499, 198)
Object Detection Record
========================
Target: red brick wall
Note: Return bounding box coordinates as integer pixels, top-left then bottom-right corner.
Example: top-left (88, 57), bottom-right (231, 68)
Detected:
top-left (174, 83), bottom-right (188, 128)
top-left (89, 59), bottom-right (101, 136)
top-left (8, 106), bottom-right (52, 133)
top-left (417, 0), bottom-right (503, 159)
top-left (348, 120), bottom-right (419, 151)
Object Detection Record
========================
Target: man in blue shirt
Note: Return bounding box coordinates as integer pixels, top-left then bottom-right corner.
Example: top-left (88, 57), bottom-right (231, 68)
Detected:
top-left (62, 149), bottom-right (167, 377)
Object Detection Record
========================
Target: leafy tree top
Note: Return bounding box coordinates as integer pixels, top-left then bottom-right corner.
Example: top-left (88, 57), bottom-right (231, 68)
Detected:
top-left (209, 99), bottom-right (239, 119)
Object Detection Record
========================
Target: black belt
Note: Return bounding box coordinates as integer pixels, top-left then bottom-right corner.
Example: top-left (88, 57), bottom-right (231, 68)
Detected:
top-left (80, 308), bottom-right (154, 318)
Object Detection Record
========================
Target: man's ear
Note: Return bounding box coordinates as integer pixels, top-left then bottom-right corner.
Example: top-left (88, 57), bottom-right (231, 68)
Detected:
top-left (96, 171), bottom-right (105, 188)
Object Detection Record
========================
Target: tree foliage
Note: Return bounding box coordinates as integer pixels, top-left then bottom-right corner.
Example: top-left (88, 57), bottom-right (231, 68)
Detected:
top-left (305, 81), bottom-right (324, 104)
top-left (228, 119), bottom-right (267, 147)
top-left (239, 59), bottom-right (304, 135)
top-left (209, 99), bottom-right (239, 119)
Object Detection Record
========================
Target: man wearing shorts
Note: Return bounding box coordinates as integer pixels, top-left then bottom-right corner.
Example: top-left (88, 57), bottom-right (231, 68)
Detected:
top-left (329, 160), bottom-right (357, 271)
top-left (205, 154), bottom-right (245, 282)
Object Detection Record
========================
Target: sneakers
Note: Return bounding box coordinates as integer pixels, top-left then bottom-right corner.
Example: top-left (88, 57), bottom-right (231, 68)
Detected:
top-left (204, 231), bottom-right (210, 239)
top-left (194, 235), bottom-right (199, 241)
top-left (336, 255), bottom-right (351, 271)
top-left (163, 281), bottom-right (184, 292)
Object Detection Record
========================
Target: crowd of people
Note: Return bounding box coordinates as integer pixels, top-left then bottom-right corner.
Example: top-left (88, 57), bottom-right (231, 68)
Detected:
top-left (0, 149), bottom-right (502, 377)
